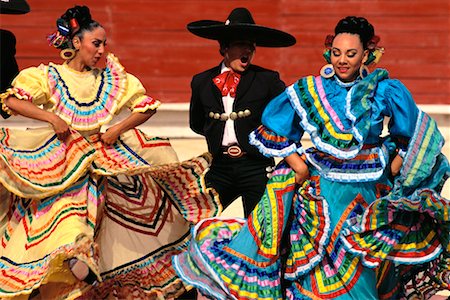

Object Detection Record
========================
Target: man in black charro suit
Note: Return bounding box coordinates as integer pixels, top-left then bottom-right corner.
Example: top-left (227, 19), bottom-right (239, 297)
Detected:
top-left (187, 7), bottom-right (296, 217)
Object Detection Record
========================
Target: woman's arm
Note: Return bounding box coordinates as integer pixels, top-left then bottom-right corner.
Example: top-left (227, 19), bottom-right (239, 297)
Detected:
top-left (4, 96), bottom-right (70, 140)
top-left (285, 152), bottom-right (310, 185)
top-left (100, 109), bottom-right (156, 145)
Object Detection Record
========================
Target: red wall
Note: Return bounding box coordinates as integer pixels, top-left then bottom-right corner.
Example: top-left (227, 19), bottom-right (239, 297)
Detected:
top-left (1, 0), bottom-right (449, 104)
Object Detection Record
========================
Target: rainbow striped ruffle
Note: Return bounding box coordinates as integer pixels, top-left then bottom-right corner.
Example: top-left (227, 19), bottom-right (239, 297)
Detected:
top-left (249, 125), bottom-right (302, 158)
top-left (48, 53), bottom-right (127, 131)
top-left (173, 163), bottom-right (296, 300)
top-left (287, 73), bottom-right (380, 159)
top-left (174, 163), bottom-right (335, 300)
top-left (0, 174), bottom-right (101, 299)
top-left (0, 128), bottom-right (178, 199)
top-left (341, 188), bottom-right (450, 299)
top-left (343, 189), bottom-right (449, 267)
top-left (0, 87), bottom-right (32, 116)
top-left (89, 128), bottom-right (178, 176)
top-left (305, 145), bottom-right (389, 182)
top-left (174, 107), bottom-right (449, 299)
top-left (0, 127), bottom-right (221, 299)
top-left (174, 165), bottom-right (449, 299)
top-left (80, 154), bottom-right (221, 300)
top-left (250, 124), bottom-right (393, 183)
top-left (395, 111), bottom-right (448, 193)
top-left (0, 127), bottom-right (95, 199)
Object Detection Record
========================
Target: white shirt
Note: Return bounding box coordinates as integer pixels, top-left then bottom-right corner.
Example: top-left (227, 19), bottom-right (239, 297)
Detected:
top-left (220, 63), bottom-right (239, 146)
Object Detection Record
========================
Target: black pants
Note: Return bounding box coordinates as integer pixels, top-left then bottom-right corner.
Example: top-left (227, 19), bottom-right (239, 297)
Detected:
top-left (177, 288), bottom-right (197, 299)
top-left (205, 154), bottom-right (274, 217)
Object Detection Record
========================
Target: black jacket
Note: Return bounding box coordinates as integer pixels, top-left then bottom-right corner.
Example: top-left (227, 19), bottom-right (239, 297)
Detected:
top-left (189, 63), bottom-right (286, 158)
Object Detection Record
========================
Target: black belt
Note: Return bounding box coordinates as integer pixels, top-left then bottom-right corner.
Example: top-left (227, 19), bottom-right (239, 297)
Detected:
top-left (220, 144), bottom-right (246, 158)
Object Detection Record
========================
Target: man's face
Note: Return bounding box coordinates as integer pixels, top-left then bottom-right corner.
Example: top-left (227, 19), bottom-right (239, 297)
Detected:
top-left (223, 40), bottom-right (256, 73)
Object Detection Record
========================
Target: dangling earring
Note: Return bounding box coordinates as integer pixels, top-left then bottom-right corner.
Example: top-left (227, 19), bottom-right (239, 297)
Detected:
top-left (320, 64), bottom-right (335, 78)
top-left (359, 65), bottom-right (370, 79)
top-left (60, 48), bottom-right (75, 60)
top-left (322, 49), bottom-right (332, 64)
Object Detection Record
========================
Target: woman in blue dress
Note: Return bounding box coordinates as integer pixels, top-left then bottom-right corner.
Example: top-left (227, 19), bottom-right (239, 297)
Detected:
top-left (173, 16), bottom-right (450, 299)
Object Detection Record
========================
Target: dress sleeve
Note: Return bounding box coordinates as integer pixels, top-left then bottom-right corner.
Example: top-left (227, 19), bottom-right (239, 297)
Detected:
top-left (380, 79), bottom-right (419, 152)
top-left (0, 65), bottom-right (51, 115)
top-left (12, 65), bottom-right (51, 105)
top-left (383, 80), bottom-right (419, 136)
top-left (118, 73), bottom-right (161, 113)
top-left (249, 90), bottom-right (304, 157)
top-left (378, 79), bottom-right (449, 194)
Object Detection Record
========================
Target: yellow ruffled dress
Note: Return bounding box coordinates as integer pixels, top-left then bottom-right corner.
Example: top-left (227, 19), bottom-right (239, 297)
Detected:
top-left (0, 53), bottom-right (220, 299)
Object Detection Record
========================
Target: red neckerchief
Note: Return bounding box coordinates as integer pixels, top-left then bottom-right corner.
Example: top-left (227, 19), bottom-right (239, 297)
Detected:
top-left (213, 70), bottom-right (241, 97)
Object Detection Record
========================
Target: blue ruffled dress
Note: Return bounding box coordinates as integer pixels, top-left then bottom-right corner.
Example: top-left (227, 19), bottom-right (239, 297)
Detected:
top-left (173, 69), bottom-right (450, 299)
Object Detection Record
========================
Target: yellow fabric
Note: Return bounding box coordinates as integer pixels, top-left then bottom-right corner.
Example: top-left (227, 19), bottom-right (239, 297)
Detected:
top-left (0, 53), bottom-right (221, 299)
top-left (0, 127), bottom-right (220, 299)
top-left (7, 53), bottom-right (158, 128)
top-left (121, 73), bottom-right (151, 111)
top-left (11, 64), bottom-right (50, 106)
top-left (0, 127), bottom-right (96, 199)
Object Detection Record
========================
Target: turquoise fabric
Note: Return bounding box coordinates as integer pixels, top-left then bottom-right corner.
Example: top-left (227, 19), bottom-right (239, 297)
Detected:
top-left (173, 70), bottom-right (450, 300)
top-left (262, 69), bottom-right (420, 153)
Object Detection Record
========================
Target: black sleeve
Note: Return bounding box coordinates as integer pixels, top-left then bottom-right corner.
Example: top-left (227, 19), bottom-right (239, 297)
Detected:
top-left (189, 76), bottom-right (205, 136)
top-left (268, 71), bottom-right (287, 100)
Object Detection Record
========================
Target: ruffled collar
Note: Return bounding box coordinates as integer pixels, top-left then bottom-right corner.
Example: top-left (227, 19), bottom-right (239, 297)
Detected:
top-left (47, 53), bottom-right (128, 131)
top-left (286, 70), bottom-right (388, 159)
top-left (334, 75), bottom-right (361, 88)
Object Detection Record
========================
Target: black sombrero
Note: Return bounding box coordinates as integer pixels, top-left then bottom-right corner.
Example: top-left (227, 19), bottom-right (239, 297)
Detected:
top-left (0, 0), bottom-right (30, 14)
top-left (187, 7), bottom-right (296, 47)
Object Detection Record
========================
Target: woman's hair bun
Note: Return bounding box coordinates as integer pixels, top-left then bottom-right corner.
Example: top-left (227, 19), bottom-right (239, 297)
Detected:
top-left (48, 5), bottom-right (96, 49)
top-left (335, 16), bottom-right (374, 48)
top-left (61, 5), bottom-right (92, 27)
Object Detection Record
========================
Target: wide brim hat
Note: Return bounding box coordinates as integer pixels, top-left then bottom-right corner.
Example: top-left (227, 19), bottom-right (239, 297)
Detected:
top-left (0, 0), bottom-right (30, 14)
top-left (187, 7), bottom-right (296, 47)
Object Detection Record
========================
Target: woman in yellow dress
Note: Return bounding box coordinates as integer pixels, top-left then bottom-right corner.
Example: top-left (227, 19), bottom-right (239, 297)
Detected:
top-left (0, 5), bottom-right (220, 299)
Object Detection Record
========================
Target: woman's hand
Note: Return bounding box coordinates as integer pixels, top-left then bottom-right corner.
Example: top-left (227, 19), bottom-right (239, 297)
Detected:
top-left (285, 152), bottom-right (310, 185)
top-left (100, 110), bottom-right (156, 146)
top-left (293, 162), bottom-right (310, 185)
top-left (4, 96), bottom-right (71, 141)
top-left (49, 114), bottom-right (70, 141)
top-left (101, 125), bottom-right (122, 146)
top-left (390, 154), bottom-right (403, 177)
